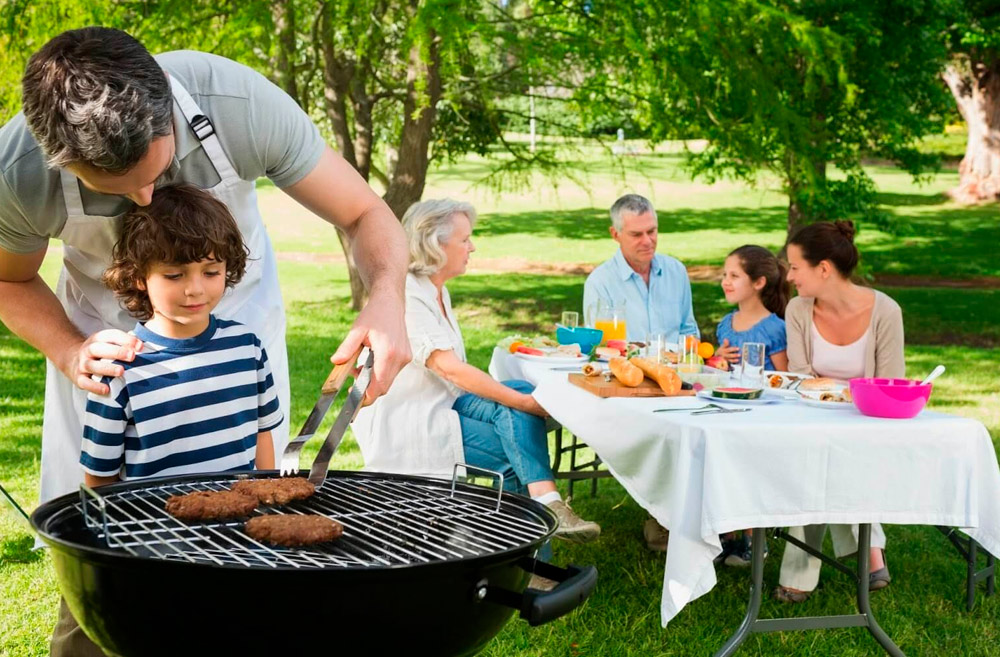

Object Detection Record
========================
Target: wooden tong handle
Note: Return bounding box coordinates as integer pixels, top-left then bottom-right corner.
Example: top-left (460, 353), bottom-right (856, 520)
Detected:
top-left (321, 345), bottom-right (365, 395)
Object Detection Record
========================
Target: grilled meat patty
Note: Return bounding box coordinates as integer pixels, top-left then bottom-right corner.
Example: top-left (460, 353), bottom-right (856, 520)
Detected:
top-left (231, 477), bottom-right (316, 505)
top-left (165, 490), bottom-right (258, 521)
top-left (244, 514), bottom-right (344, 546)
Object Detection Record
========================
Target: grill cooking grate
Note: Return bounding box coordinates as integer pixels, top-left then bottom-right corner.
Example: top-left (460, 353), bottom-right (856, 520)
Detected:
top-left (76, 474), bottom-right (551, 570)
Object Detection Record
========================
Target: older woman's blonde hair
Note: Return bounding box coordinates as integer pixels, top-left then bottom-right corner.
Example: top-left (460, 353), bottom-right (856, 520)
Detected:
top-left (402, 198), bottom-right (478, 276)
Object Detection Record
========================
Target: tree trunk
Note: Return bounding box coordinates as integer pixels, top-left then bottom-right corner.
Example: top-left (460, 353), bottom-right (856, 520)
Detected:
top-left (271, 0), bottom-right (299, 104)
top-left (319, 10), bottom-right (358, 170)
top-left (943, 59), bottom-right (1000, 203)
top-left (382, 32), bottom-right (442, 219)
top-left (318, 9), bottom-right (367, 310)
top-left (351, 62), bottom-right (375, 182)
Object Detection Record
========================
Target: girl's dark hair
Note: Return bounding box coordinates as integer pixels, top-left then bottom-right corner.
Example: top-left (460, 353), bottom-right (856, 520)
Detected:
top-left (729, 245), bottom-right (791, 319)
top-left (788, 220), bottom-right (859, 277)
top-left (103, 184), bottom-right (249, 320)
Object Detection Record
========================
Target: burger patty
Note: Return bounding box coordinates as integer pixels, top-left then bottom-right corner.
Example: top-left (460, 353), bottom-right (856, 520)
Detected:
top-left (165, 490), bottom-right (258, 521)
top-left (244, 514), bottom-right (344, 546)
top-left (230, 477), bottom-right (316, 505)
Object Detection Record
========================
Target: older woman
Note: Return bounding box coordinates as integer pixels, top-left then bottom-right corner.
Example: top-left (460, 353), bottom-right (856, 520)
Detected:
top-left (353, 198), bottom-right (600, 543)
top-left (774, 220), bottom-right (904, 603)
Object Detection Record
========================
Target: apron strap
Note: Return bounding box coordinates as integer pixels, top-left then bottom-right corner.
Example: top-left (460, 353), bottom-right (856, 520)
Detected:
top-left (169, 77), bottom-right (240, 183)
top-left (58, 169), bottom-right (86, 218)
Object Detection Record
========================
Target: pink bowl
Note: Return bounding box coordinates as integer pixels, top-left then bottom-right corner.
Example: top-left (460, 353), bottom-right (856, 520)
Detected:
top-left (849, 377), bottom-right (932, 419)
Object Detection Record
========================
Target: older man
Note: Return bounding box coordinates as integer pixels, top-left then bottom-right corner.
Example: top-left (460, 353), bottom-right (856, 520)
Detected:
top-left (583, 194), bottom-right (699, 552)
top-left (583, 194), bottom-right (699, 343)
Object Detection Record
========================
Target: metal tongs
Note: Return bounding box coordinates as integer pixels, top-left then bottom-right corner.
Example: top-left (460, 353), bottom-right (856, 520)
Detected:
top-left (280, 346), bottom-right (374, 486)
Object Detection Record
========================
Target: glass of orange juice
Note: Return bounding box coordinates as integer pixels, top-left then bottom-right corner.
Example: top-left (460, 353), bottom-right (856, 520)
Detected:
top-left (587, 300), bottom-right (626, 345)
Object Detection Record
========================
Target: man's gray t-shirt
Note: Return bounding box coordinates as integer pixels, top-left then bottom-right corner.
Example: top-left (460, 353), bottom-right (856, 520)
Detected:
top-left (0, 50), bottom-right (326, 254)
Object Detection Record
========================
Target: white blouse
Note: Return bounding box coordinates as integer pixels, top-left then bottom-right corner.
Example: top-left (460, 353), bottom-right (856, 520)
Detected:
top-left (352, 274), bottom-right (467, 479)
top-left (810, 322), bottom-right (870, 381)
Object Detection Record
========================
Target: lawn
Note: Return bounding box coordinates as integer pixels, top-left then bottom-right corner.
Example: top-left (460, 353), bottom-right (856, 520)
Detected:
top-left (3, 149), bottom-right (1000, 656)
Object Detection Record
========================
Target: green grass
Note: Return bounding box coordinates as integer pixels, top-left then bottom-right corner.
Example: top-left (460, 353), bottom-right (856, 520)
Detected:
top-left (4, 148), bottom-right (1000, 656)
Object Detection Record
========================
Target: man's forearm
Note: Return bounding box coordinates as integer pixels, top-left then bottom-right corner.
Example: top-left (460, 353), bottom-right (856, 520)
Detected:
top-left (0, 275), bottom-right (82, 370)
top-left (344, 203), bottom-right (408, 300)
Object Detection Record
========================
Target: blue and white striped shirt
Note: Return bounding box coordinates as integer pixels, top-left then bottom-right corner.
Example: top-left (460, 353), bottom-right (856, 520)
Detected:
top-left (80, 316), bottom-right (283, 480)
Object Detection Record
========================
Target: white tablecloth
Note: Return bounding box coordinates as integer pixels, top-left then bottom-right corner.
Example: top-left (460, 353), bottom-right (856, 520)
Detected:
top-left (489, 348), bottom-right (1000, 626)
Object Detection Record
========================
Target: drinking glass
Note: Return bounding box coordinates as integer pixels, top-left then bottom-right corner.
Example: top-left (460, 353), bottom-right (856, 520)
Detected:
top-left (740, 342), bottom-right (766, 388)
top-left (678, 333), bottom-right (700, 373)
top-left (561, 311), bottom-right (579, 329)
top-left (586, 300), bottom-right (627, 345)
top-left (645, 333), bottom-right (668, 362)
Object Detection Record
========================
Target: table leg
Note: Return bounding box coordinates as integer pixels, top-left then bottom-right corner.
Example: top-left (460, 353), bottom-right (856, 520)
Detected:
top-left (714, 525), bottom-right (906, 656)
top-left (713, 528), bottom-right (766, 657)
top-left (856, 524), bottom-right (905, 657)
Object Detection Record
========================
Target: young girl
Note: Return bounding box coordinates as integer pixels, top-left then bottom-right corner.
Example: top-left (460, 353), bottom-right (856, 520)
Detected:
top-left (716, 245), bottom-right (790, 372)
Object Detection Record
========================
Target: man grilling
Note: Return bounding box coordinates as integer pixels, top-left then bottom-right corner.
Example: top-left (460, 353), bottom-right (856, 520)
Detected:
top-left (0, 27), bottom-right (411, 655)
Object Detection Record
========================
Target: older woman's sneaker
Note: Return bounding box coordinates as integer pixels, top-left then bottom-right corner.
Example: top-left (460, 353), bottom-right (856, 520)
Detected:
top-left (547, 499), bottom-right (601, 543)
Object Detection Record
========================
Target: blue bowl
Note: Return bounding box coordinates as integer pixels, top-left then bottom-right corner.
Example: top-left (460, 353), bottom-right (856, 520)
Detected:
top-left (556, 326), bottom-right (604, 354)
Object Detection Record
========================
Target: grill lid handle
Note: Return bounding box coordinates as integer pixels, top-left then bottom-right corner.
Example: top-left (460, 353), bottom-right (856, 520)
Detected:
top-left (482, 558), bottom-right (598, 626)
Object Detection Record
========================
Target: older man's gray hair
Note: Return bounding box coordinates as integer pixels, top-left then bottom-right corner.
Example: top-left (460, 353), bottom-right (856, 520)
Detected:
top-left (610, 194), bottom-right (656, 232)
top-left (21, 27), bottom-right (173, 173)
top-left (402, 198), bottom-right (478, 276)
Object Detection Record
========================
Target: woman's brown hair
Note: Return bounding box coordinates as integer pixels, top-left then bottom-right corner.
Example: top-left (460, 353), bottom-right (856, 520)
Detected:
top-left (729, 245), bottom-right (791, 319)
top-left (787, 220), bottom-right (859, 277)
top-left (103, 184), bottom-right (249, 320)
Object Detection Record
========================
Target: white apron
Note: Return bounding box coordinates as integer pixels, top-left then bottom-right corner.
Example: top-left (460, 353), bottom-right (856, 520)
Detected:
top-left (38, 77), bottom-right (291, 506)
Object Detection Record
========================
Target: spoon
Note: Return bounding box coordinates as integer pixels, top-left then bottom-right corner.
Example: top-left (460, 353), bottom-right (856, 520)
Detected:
top-left (921, 365), bottom-right (945, 385)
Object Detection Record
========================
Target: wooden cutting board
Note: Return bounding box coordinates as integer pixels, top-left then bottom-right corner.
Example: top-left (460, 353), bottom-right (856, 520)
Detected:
top-left (568, 373), bottom-right (695, 398)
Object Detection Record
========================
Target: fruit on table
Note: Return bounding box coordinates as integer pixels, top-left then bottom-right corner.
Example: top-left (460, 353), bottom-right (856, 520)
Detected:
top-left (606, 339), bottom-right (628, 354)
top-left (508, 341), bottom-right (525, 354)
top-left (711, 387), bottom-right (763, 400)
top-left (705, 355), bottom-right (729, 371)
top-left (516, 346), bottom-right (546, 356)
top-left (698, 342), bottom-right (715, 359)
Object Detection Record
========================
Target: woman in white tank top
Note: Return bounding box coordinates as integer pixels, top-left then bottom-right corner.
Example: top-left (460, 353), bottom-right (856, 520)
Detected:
top-left (775, 220), bottom-right (905, 604)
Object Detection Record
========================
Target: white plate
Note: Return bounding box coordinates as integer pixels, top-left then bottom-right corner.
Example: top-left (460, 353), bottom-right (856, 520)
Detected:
top-left (513, 351), bottom-right (587, 365)
top-left (696, 389), bottom-right (781, 405)
top-left (798, 396), bottom-right (856, 411)
top-left (762, 370), bottom-right (814, 390)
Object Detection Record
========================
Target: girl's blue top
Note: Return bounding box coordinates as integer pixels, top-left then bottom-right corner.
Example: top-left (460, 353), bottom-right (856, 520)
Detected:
top-left (715, 311), bottom-right (787, 370)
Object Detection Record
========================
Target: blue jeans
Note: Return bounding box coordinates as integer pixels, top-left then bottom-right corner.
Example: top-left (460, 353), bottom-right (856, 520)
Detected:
top-left (453, 380), bottom-right (554, 495)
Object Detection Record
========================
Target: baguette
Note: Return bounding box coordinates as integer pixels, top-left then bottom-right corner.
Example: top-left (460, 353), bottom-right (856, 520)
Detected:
top-left (629, 357), bottom-right (683, 395)
top-left (609, 357), bottom-right (644, 387)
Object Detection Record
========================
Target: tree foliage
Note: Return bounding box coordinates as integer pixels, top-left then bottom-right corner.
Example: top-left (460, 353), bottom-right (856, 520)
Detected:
top-left (562, 0), bottom-right (955, 236)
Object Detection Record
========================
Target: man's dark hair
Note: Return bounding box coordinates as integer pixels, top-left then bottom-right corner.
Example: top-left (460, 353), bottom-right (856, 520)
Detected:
top-left (104, 184), bottom-right (249, 320)
top-left (21, 27), bottom-right (173, 173)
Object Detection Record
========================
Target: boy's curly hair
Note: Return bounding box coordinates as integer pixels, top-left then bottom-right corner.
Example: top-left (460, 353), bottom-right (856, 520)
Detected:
top-left (103, 184), bottom-right (249, 320)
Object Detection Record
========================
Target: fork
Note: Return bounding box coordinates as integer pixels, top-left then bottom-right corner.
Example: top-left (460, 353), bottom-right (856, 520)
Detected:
top-left (654, 403), bottom-right (723, 413)
top-left (691, 407), bottom-right (752, 416)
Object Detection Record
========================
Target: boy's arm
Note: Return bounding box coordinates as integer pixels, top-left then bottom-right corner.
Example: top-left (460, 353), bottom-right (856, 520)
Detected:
top-left (85, 473), bottom-right (121, 488)
top-left (255, 430), bottom-right (275, 470)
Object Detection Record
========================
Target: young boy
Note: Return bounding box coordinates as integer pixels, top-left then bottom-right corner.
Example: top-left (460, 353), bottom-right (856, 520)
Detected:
top-left (79, 184), bottom-right (281, 487)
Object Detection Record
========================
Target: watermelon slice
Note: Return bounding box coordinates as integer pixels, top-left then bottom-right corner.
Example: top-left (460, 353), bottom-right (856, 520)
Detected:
top-left (516, 346), bottom-right (546, 356)
top-left (711, 387), bottom-right (763, 400)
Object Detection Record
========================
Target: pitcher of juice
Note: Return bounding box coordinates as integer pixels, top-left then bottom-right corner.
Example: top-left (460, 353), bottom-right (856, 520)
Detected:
top-left (586, 300), bottom-right (627, 345)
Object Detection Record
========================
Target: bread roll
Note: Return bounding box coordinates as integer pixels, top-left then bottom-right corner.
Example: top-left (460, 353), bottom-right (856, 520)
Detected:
top-left (609, 357), bottom-right (644, 387)
top-left (799, 377), bottom-right (840, 392)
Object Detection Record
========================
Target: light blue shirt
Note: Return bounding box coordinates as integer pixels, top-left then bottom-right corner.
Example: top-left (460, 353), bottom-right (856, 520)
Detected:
top-left (583, 249), bottom-right (699, 343)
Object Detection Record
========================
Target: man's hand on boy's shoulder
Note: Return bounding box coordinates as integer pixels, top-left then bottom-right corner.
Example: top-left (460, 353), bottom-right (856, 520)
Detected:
top-left (62, 329), bottom-right (142, 395)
